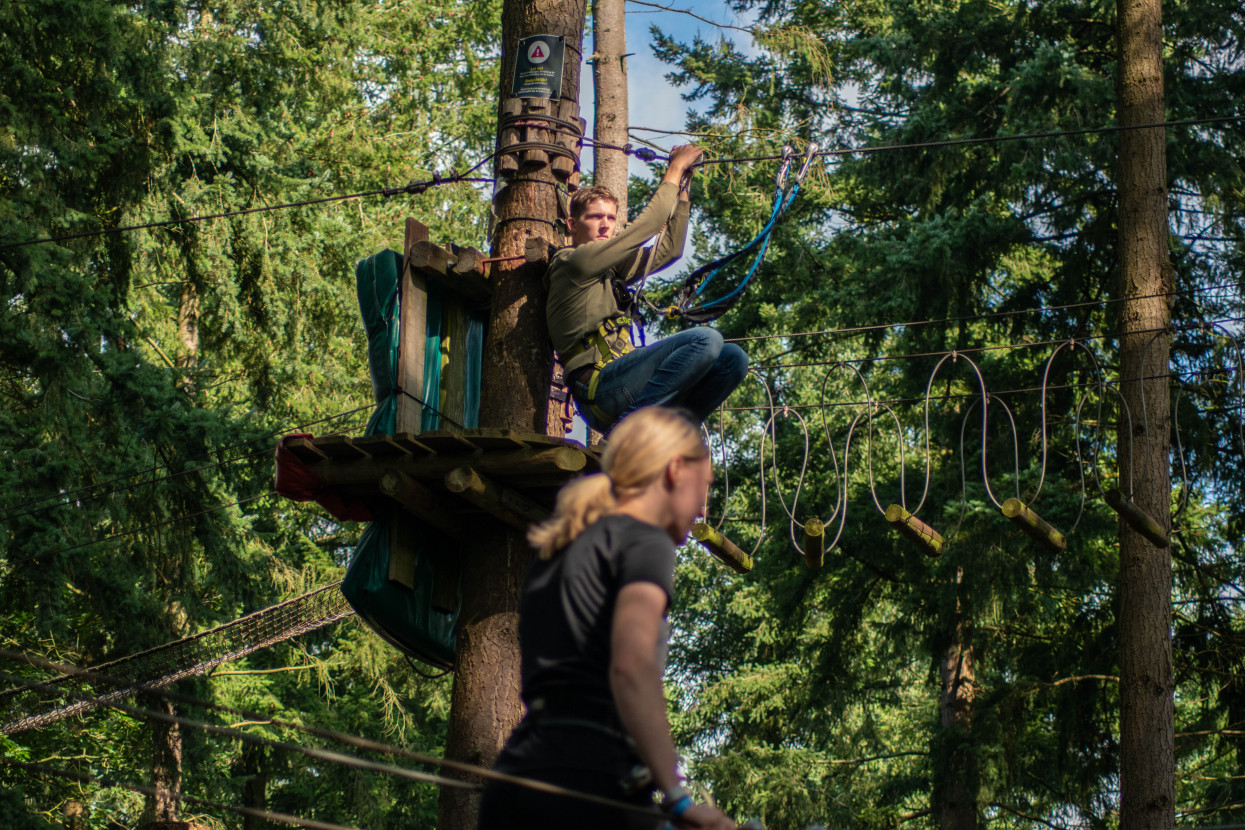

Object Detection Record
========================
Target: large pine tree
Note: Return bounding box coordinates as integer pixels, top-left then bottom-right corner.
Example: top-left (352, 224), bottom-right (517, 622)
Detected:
top-left (648, 0), bottom-right (1245, 827)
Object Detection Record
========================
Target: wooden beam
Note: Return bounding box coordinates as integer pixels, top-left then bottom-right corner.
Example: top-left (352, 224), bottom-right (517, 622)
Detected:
top-left (397, 220), bottom-right (431, 434)
top-left (312, 445), bottom-right (589, 489)
top-left (379, 471), bottom-right (463, 541)
top-left (408, 241), bottom-right (492, 308)
top-left (444, 466), bottom-right (549, 531)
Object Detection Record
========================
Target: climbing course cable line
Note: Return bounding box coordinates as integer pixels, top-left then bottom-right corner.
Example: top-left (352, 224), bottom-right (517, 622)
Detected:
top-left (724, 281), bottom-right (1245, 344)
top-left (621, 114), bottom-right (1245, 166)
top-left (3, 114), bottom-right (1240, 255)
top-left (718, 367), bottom-right (1242, 415)
top-left (0, 648), bottom-right (670, 825)
top-left (0, 758), bottom-right (370, 830)
top-left (0, 162), bottom-right (498, 251)
top-left (744, 317), bottom-right (1245, 371)
top-left (0, 404), bottom-right (374, 523)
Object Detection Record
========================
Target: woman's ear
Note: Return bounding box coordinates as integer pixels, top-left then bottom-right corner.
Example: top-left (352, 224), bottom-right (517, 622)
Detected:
top-left (664, 456), bottom-right (682, 489)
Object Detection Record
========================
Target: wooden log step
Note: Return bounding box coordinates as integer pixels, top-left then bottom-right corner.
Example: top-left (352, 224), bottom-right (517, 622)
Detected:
top-left (444, 466), bottom-right (549, 532)
top-left (379, 471), bottom-right (462, 540)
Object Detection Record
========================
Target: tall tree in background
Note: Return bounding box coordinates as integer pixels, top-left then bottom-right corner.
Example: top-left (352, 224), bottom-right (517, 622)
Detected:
top-left (648, 0), bottom-right (1244, 827)
top-left (1115, 0), bottom-right (1175, 826)
top-left (592, 0), bottom-right (630, 218)
top-left (436, 0), bottom-right (587, 827)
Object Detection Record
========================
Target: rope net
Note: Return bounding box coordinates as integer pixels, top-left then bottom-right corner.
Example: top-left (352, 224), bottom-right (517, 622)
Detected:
top-left (0, 582), bottom-right (353, 734)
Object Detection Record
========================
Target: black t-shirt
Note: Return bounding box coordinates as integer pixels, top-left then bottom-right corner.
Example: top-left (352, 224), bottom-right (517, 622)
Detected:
top-left (519, 514), bottom-right (675, 704)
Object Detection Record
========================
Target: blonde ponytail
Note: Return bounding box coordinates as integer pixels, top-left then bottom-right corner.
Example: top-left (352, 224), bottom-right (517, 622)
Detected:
top-left (527, 407), bottom-right (707, 559)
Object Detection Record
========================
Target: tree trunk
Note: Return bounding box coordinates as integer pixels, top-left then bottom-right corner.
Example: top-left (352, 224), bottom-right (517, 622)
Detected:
top-left (592, 0), bottom-right (629, 220)
top-left (241, 743), bottom-right (270, 830)
top-left (937, 569), bottom-right (977, 830)
top-left (1116, 0), bottom-right (1174, 827)
top-left (436, 1), bottom-right (587, 828)
top-left (141, 696), bottom-right (183, 825)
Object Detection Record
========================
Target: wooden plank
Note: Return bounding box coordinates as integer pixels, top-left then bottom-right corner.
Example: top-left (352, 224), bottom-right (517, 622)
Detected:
top-left (389, 433), bottom-right (436, 456)
top-left (417, 431), bottom-right (480, 453)
top-left (440, 298), bottom-right (472, 433)
top-left (351, 434), bottom-right (411, 460)
top-left (314, 435), bottom-right (371, 461)
top-left (396, 220), bottom-right (430, 435)
top-left (515, 432), bottom-right (571, 448)
top-left (465, 429), bottom-right (530, 451)
top-left (284, 436), bottom-right (327, 464)
top-left (313, 445), bottom-right (589, 488)
top-left (388, 513), bottom-right (418, 590)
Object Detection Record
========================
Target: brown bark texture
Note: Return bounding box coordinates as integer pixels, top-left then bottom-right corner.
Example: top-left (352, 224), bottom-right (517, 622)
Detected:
top-left (1116, 0), bottom-right (1175, 827)
top-left (142, 696), bottom-right (183, 825)
top-left (437, 2), bottom-right (587, 828)
top-left (937, 573), bottom-right (978, 830)
top-left (592, 0), bottom-right (629, 220)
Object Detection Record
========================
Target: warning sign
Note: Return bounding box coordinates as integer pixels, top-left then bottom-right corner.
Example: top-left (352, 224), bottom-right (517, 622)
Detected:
top-left (512, 35), bottom-right (565, 100)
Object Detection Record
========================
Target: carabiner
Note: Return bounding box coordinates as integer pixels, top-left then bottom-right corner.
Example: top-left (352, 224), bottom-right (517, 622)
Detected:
top-left (775, 144), bottom-right (796, 190)
top-left (794, 141), bottom-right (820, 185)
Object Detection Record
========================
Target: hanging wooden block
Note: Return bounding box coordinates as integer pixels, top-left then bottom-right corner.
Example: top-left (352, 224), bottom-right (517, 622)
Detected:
top-left (1000, 498), bottom-right (1067, 554)
top-left (521, 98), bottom-right (551, 169)
top-left (884, 504), bottom-right (945, 557)
top-left (1104, 488), bottom-right (1169, 548)
top-left (691, 522), bottom-right (753, 574)
top-left (803, 517), bottom-right (825, 571)
top-left (498, 98), bottom-right (522, 175)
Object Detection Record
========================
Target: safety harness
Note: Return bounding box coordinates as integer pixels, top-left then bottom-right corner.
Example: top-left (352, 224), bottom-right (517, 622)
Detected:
top-left (560, 313), bottom-right (635, 427)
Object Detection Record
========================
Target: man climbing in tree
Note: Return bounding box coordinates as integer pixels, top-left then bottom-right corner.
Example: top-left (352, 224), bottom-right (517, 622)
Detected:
top-left (546, 144), bottom-right (749, 433)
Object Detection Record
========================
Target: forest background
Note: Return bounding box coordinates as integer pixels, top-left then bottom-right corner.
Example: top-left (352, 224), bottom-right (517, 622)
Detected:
top-left (1, 0), bottom-right (1243, 829)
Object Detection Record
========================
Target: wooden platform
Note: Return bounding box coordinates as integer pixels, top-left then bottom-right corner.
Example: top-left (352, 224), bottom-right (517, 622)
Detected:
top-left (289, 430), bottom-right (600, 535)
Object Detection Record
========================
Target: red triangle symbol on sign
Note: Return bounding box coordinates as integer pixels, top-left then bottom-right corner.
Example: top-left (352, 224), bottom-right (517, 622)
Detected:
top-left (532, 45), bottom-right (545, 58)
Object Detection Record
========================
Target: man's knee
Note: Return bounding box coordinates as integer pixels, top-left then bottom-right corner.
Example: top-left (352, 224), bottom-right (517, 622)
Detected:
top-left (685, 326), bottom-right (725, 354)
top-left (720, 343), bottom-right (749, 382)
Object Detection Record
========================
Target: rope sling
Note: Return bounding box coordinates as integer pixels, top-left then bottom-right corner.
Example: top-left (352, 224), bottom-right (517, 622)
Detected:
top-left (667, 142), bottom-right (819, 323)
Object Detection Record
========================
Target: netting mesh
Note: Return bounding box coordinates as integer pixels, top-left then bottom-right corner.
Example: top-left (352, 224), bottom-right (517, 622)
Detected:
top-left (1, 583), bottom-right (353, 734)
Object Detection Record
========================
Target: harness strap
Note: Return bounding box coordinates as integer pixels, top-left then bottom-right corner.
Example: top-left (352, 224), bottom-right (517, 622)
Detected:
top-left (561, 315), bottom-right (634, 428)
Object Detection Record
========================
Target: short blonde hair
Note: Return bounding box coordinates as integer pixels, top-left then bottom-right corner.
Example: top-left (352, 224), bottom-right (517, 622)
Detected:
top-left (527, 408), bottom-right (708, 558)
top-left (569, 185), bottom-right (619, 220)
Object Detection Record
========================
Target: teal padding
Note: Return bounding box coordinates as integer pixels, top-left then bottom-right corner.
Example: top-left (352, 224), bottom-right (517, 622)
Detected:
top-left (463, 310), bottom-right (485, 427)
top-left (343, 249), bottom-right (461, 669)
top-left (341, 506), bottom-right (458, 669)
top-left (421, 280), bottom-right (444, 431)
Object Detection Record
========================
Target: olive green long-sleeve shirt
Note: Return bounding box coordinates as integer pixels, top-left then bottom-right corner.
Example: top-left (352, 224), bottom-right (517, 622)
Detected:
top-left (545, 182), bottom-right (691, 375)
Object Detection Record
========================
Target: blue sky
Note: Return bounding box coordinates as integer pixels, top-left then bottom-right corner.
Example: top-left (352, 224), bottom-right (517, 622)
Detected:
top-left (576, 0), bottom-right (760, 180)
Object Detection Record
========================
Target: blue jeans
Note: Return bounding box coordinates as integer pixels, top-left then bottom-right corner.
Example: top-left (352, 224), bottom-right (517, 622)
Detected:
top-left (571, 327), bottom-right (749, 431)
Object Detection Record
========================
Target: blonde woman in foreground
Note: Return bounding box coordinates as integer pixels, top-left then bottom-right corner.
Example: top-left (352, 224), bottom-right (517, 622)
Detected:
top-left (477, 407), bottom-right (736, 830)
